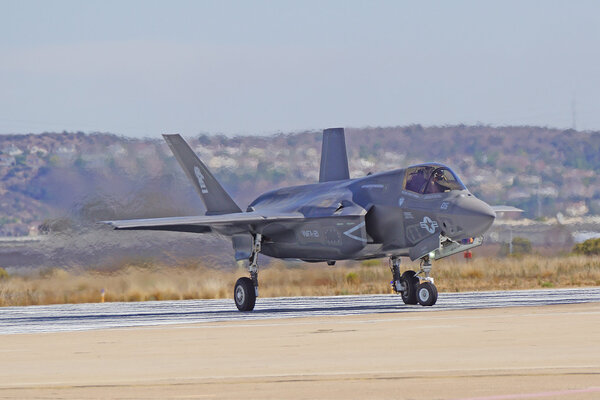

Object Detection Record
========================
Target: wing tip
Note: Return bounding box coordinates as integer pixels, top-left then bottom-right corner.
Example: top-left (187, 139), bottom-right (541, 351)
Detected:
top-left (491, 206), bottom-right (524, 213)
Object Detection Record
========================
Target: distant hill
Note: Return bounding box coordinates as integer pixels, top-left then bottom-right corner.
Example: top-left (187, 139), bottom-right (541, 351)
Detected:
top-left (1, 126), bottom-right (599, 236)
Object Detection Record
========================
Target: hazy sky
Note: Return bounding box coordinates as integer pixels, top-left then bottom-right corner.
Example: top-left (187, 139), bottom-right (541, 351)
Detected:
top-left (1, 0), bottom-right (599, 137)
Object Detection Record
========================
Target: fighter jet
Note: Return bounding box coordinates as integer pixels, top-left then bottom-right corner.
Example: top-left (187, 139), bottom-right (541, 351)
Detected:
top-left (104, 128), bottom-right (498, 311)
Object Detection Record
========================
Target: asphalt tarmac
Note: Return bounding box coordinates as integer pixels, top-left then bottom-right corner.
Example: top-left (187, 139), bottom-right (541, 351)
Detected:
top-left (2, 287), bottom-right (600, 334)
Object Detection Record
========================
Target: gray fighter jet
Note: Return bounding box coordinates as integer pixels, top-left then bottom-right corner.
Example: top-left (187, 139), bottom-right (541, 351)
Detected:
top-left (105, 128), bottom-right (498, 311)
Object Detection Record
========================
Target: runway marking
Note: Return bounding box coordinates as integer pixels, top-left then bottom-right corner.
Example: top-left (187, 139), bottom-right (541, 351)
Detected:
top-left (452, 386), bottom-right (600, 400)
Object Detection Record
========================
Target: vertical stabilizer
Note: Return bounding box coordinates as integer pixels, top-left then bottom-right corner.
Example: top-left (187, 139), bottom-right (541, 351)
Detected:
top-left (319, 127), bottom-right (350, 182)
top-left (163, 134), bottom-right (242, 215)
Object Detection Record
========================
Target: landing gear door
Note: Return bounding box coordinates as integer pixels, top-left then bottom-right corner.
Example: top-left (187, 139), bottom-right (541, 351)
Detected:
top-left (232, 234), bottom-right (253, 261)
top-left (409, 233), bottom-right (441, 261)
top-left (405, 212), bottom-right (441, 246)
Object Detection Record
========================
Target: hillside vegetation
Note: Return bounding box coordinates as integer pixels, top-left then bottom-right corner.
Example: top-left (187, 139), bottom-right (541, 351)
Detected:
top-left (573, 238), bottom-right (600, 256)
top-left (1, 126), bottom-right (599, 236)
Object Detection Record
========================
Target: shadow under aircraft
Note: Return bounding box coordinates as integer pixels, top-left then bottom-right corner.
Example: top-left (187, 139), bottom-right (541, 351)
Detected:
top-left (105, 128), bottom-right (509, 311)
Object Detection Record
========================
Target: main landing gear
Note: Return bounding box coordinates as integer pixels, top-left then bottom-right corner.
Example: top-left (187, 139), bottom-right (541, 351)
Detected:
top-left (234, 233), bottom-right (262, 311)
top-left (390, 255), bottom-right (438, 306)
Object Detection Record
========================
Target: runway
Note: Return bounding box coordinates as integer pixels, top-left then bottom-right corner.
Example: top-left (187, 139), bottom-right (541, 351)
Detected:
top-left (2, 287), bottom-right (600, 334)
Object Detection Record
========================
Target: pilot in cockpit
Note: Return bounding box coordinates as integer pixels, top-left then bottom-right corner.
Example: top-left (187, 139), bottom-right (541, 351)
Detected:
top-left (405, 165), bottom-right (466, 194)
top-left (427, 169), bottom-right (449, 193)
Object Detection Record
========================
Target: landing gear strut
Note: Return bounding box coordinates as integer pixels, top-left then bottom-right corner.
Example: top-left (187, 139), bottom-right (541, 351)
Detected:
top-left (415, 256), bottom-right (438, 306)
top-left (234, 233), bottom-right (262, 311)
top-left (390, 255), bottom-right (438, 306)
top-left (390, 257), bottom-right (419, 305)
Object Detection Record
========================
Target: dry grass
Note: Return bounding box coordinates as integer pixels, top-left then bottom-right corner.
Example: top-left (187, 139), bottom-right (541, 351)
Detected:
top-left (0, 255), bottom-right (599, 307)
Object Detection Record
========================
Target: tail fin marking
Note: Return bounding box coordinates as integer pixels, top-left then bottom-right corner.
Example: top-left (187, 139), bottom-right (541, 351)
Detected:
top-left (163, 134), bottom-right (241, 215)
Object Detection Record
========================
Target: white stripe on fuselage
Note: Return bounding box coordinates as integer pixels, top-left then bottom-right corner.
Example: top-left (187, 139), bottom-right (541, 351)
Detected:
top-left (343, 222), bottom-right (367, 243)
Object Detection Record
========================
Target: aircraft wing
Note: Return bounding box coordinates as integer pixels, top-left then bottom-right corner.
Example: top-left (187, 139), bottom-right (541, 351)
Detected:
top-left (103, 211), bottom-right (306, 234)
top-left (491, 206), bottom-right (523, 213)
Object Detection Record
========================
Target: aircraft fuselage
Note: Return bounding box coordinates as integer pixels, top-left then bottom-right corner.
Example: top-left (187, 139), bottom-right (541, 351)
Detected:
top-left (248, 164), bottom-right (495, 262)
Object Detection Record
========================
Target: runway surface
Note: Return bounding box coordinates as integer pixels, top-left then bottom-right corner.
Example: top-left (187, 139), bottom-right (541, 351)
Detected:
top-left (2, 287), bottom-right (600, 335)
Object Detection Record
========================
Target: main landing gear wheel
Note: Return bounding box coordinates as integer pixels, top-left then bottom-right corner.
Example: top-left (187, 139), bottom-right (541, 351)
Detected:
top-left (416, 282), bottom-right (438, 306)
top-left (400, 270), bottom-right (419, 305)
top-left (234, 277), bottom-right (256, 311)
top-left (234, 233), bottom-right (262, 312)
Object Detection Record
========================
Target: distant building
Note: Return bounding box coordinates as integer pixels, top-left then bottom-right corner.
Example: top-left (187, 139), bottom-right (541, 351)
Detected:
top-left (56, 145), bottom-right (76, 154)
top-left (566, 201), bottom-right (589, 217)
top-left (28, 225), bottom-right (39, 236)
top-left (1, 144), bottom-right (23, 156)
top-left (30, 145), bottom-right (48, 156)
top-left (107, 144), bottom-right (128, 157)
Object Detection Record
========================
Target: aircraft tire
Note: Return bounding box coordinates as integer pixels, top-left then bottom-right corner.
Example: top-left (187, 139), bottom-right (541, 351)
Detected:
top-left (234, 277), bottom-right (256, 311)
top-left (416, 282), bottom-right (438, 306)
top-left (400, 270), bottom-right (419, 305)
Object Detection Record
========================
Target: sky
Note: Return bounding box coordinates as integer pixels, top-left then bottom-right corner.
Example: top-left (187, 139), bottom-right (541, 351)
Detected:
top-left (1, 0), bottom-right (599, 138)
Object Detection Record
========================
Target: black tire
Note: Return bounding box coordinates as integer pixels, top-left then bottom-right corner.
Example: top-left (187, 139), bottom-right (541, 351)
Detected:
top-left (234, 277), bottom-right (256, 311)
top-left (416, 282), bottom-right (438, 306)
top-left (400, 270), bottom-right (419, 305)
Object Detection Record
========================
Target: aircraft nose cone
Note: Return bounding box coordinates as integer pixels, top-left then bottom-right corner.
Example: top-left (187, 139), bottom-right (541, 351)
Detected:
top-left (453, 196), bottom-right (496, 238)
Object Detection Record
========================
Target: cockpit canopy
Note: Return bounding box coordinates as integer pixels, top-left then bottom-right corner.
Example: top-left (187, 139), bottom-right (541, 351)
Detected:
top-left (404, 164), bottom-right (466, 194)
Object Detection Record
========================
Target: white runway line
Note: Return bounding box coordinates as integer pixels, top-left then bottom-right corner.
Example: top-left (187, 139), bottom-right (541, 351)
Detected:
top-left (1, 287), bottom-right (599, 335)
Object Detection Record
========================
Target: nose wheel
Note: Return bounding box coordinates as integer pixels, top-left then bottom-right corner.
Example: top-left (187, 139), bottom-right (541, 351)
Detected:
top-left (415, 256), bottom-right (438, 306)
top-left (416, 281), bottom-right (438, 306)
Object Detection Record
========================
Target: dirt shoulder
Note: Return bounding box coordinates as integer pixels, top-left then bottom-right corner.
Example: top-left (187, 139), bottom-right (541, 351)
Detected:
top-left (1, 303), bottom-right (600, 399)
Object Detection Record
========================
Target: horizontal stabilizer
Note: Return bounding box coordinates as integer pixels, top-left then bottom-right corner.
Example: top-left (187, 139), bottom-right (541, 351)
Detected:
top-left (319, 128), bottom-right (350, 182)
top-left (163, 134), bottom-right (241, 215)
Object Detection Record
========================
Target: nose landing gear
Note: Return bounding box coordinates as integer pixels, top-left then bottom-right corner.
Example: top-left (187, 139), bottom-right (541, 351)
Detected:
top-left (390, 255), bottom-right (438, 306)
top-left (415, 256), bottom-right (438, 306)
